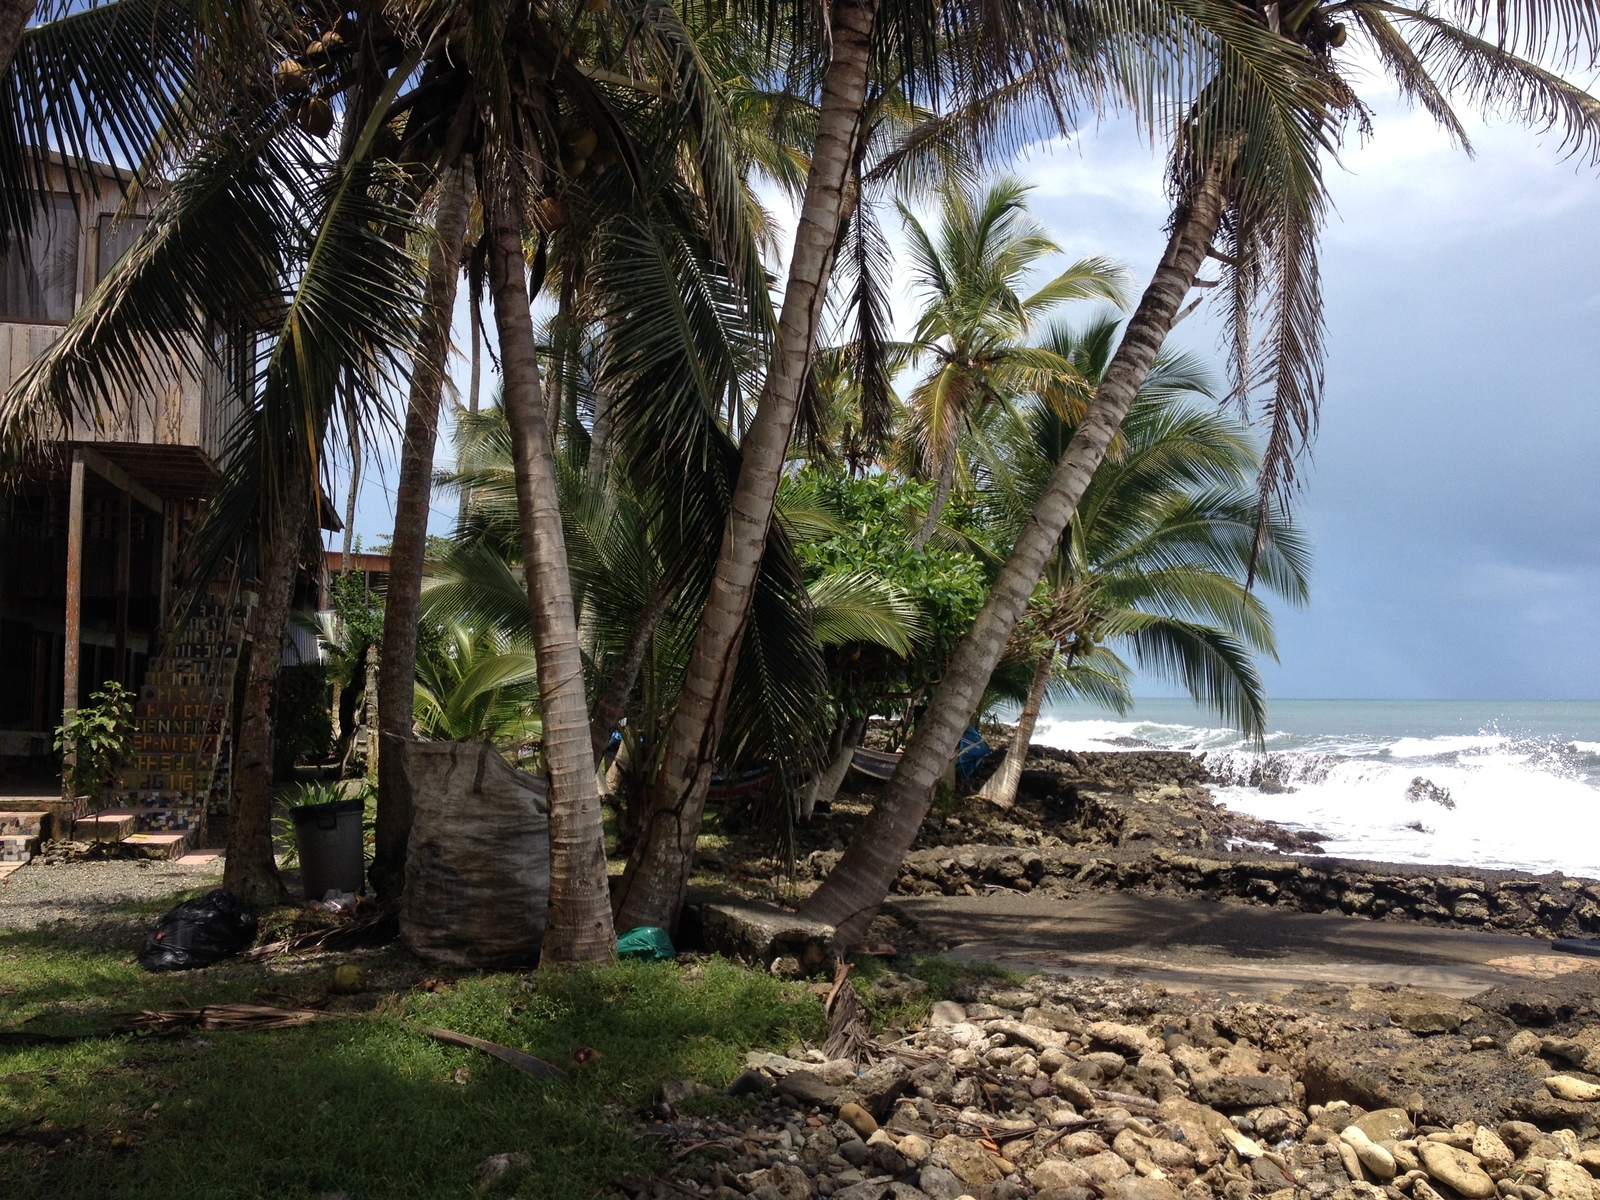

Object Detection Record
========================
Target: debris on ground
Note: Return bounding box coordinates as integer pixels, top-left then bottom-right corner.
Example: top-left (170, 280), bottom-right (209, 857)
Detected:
top-left (137, 888), bottom-right (258, 972)
top-left (115, 1003), bottom-right (328, 1034)
top-left (419, 1027), bottom-right (566, 1081)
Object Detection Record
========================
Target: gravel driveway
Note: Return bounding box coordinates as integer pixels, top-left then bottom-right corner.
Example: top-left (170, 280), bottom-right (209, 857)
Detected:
top-left (0, 858), bottom-right (223, 931)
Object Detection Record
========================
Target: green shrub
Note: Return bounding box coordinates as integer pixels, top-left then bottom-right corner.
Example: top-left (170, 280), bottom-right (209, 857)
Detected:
top-left (53, 681), bottom-right (135, 801)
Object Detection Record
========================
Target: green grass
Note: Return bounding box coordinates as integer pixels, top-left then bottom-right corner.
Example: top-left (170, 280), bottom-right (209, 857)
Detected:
top-left (0, 908), bottom-right (827, 1200)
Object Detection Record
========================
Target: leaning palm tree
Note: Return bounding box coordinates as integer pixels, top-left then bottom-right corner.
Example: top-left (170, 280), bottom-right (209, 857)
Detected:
top-left (897, 176), bottom-right (1127, 547)
top-left (802, 0), bottom-right (1600, 945)
top-left (619, 0), bottom-right (1334, 936)
top-left (971, 317), bottom-right (1310, 807)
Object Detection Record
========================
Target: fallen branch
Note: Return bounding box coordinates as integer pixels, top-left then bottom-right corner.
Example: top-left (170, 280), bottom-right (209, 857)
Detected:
top-left (237, 908), bottom-right (398, 962)
top-left (115, 1003), bottom-right (329, 1034)
top-left (418, 1027), bottom-right (565, 1081)
top-left (822, 958), bottom-right (877, 1066)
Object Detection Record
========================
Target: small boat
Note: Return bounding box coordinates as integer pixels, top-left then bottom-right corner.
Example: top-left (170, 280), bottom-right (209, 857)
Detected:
top-left (849, 727), bottom-right (992, 781)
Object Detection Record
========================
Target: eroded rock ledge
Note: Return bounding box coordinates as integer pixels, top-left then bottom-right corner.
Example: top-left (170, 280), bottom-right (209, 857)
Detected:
top-left (791, 846), bottom-right (1600, 942)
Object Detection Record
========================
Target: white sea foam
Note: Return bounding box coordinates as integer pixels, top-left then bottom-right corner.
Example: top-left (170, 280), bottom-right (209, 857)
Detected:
top-left (1032, 704), bottom-right (1600, 878)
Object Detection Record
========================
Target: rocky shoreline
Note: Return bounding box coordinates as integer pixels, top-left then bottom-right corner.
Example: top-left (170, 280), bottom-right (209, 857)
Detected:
top-left (763, 748), bottom-right (1600, 942)
top-left (628, 967), bottom-right (1600, 1200)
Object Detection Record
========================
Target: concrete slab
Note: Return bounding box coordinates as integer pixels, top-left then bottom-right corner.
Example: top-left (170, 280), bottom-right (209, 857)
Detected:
top-left (121, 832), bottom-right (191, 860)
top-left (893, 890), bottom-right (1593, 998)
top-left (75, 811), bottom-right (136, 842)
top-left (0, 861), bottom-right (24, 882)
top-left (174, 852), bottom-right (221, 866)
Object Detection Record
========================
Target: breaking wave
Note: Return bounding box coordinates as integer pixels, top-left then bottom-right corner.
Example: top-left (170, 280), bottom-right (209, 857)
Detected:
top-left (1030, 701), bottom-right (1600, 877)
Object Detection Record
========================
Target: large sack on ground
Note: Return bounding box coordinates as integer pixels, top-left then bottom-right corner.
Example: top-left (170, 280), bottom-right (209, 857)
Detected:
top-left (399, 740), bottom-right (550, 968)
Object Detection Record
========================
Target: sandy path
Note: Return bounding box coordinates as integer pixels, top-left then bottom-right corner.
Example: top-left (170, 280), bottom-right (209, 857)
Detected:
top-left (894, 889), bottom-right (1595, 997)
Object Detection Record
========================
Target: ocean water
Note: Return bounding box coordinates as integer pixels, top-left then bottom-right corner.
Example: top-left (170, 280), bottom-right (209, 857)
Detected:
top-left (1030, 699), bottom-right (1600, 878)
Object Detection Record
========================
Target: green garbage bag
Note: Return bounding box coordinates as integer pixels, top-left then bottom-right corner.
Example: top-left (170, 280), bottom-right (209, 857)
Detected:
top-left (617, 925), bottom-right (675, 961)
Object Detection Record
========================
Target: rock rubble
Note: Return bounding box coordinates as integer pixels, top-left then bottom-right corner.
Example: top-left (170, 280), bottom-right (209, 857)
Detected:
top-left (622, 973), bottom-right (1600, 1200)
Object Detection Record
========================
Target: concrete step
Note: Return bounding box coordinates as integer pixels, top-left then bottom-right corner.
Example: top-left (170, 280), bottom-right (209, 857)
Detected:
top-left (74, 811), bottom-right (137, 842)
top-left (1, 834), bottom-right (39, 863)
top-left (122, 832), bottom-right (192, 860)
top-left (0, 811), bottom-right (46, 838)
top-left (130, 807), bottom-right (201, 833)
top-left (0, 860), bottom-right (24, 881)
top-left (175, 851), bottom-right (221, 867)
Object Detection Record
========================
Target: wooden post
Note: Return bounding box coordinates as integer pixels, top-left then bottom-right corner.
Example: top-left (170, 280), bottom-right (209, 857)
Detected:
top-left (114, 488), bottom-right (130, 682)
top-left (62, 450), bottom-right (85, 800)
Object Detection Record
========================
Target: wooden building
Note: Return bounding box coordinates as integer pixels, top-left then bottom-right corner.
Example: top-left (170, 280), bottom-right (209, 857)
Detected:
top-left (0, 159), bottom-right (245, 848)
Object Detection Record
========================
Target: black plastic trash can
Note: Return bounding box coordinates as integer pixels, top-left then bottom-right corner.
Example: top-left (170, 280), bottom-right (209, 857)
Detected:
top-left (290, 798), bottom-right (365, 899)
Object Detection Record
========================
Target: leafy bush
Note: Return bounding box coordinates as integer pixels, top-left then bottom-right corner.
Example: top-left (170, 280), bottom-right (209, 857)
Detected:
top-left (793, 468), bottom-right (992, 738)
top-left (53, 681), bottom-right (135, 801)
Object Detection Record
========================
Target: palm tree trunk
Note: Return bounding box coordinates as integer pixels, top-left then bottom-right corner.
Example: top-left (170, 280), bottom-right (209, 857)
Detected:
top-left (910, 453), bottom-right (955, 551)
top-left (484, 168), bottom-right (615, 964)
top-left (458, 294), bottom-right (483, 528)
top-left (370, 164), bottom-right (473, 900)
top-left (340, 409), bottom-right (360, 574)
top-left (223, 481), bottom-right (309, 909)
top-left (802, 715), bottom-right (866, 820)
top-left (0, 0), bottom-right (36, 78)
top-left (611, 0), bottom-right (880, 935)
top-left (976, 647), bottom-right (1054, 809)
top-left (590, 578), bottom-right (671, 760)
top-left (801, 163), bottom-right (1229, 944)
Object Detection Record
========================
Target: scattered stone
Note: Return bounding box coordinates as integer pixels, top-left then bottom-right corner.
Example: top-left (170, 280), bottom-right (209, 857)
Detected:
top-left (839, 1103), bottom-right (879, 1139)
top-left (898, 1134), bottom-right (932, 1166)
top-left (920, 1166), bottom-right (965, 1200)
top-left (1352, 1109), bottom-right (1416, 1143)
top-left (1191, 1074), bottom-right (1292, 1109)
top-left (1546, 1076), bottom-right (1600, 1102)
top-left (846, 1060), bottom-right (915, 1118)
top-left (1417, 1142), bottom-right (1496, 1198)
top-left (1348, 986), bottom-right (1473, 1035)
top-left (1508, 1031), bottom-right (1545, 1058)
top-left (935, 1135), bottom-right (1005, 1189)
top-left (1470, 1126), bottom-right (1513, 1172)
top-left (1542, 1160), bottom-right (1597, 1200)
top-left (475, 1152), bottom-right (531, 1195)
top-left (1341, 1126), bottom-right (1398, 1178)
top-left (728, 1068), bottom-right (775, 1097)
top-left (930, 1002), bottom-right (968, 1027)
top-left (778, 1071), bottom-right (841, 1107)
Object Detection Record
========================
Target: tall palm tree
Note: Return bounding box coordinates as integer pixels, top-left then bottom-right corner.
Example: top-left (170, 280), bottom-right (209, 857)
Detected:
top-left (971, 316), bottom-right (1310, 806)
top-left (370, 161), bottom-right (473, 900)
top-left (620, 0), bottom-right (1334, 936)
top-left (802, 0), bottom-right (1600, 945)
top-left (897, 176), bottom-right (1126, 548)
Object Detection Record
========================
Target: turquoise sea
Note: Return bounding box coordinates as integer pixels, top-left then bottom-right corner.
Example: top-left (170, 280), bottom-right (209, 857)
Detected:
top-left (1031, 699), bottom-right (1600, 877)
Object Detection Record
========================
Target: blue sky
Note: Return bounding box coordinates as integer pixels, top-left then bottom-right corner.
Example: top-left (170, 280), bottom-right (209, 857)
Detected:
top-left (334, 80), bottom-right (1600, 702)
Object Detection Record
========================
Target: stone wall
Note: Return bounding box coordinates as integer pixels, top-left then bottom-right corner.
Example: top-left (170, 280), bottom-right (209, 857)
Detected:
top-left (827, 843), bottom-right (1600, 940)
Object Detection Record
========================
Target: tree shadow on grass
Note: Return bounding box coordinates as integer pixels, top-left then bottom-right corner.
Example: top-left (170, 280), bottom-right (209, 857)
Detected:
top-left (2, 960), bottom-right (827, 1200)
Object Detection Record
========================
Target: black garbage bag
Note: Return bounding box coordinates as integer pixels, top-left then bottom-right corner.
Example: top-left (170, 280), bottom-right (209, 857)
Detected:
top-left (138, 889), bottom-right (259, 972)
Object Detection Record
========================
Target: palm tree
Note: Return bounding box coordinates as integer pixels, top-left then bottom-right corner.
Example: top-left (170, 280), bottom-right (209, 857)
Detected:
top-left (619, 0), bottom-right (1335, 936)
top-left (971, 316), bottom-right (1310, 807)
top-left (412, 619), bottom-right (541, 749)
top-left (370, 162), bottom-right (473, 900)
top-left (801, 0), bottom-right (1600, 945)
top-left (897, 177), bottom-right (1126, 547)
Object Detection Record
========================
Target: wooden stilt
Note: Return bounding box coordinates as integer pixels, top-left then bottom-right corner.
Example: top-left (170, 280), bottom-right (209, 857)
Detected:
top-left (62, 450), bottom-right (85, 801)
top-left (114, 488), bottom-right (130, 682)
